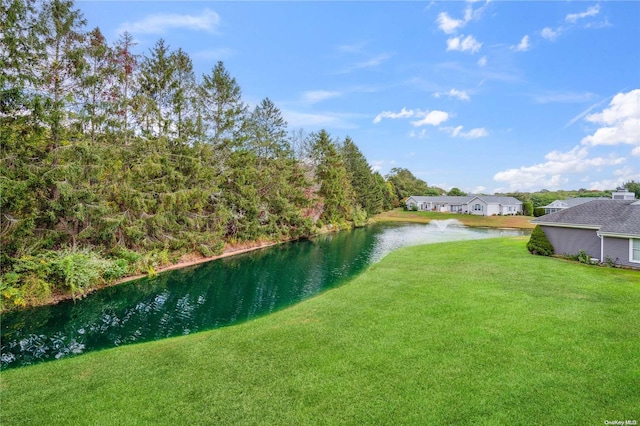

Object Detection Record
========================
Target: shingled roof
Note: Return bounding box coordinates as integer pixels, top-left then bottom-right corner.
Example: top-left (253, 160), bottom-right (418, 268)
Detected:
top-left (408, 195), bottom-right (522, 205)
top-left (541, 197), bottom-right (608, 209)
top-left (532, 200), bottom-right (640, 237)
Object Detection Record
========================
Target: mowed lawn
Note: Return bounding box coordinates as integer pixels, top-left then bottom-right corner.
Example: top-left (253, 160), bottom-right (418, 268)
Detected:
top-left (372, 208), bottom-right (536, 229)
top-left (2, 238), bottom-right (639, 425)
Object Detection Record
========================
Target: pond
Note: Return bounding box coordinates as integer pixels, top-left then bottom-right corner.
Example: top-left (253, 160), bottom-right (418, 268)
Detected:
top-left (1, 221), bottom-right (527, 369)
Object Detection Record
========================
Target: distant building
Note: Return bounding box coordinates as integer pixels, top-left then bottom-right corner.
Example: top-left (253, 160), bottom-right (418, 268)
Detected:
top-left (405, 195), bottom-right (523, 216)
top-left (541, 197), bottom-right (607, 214)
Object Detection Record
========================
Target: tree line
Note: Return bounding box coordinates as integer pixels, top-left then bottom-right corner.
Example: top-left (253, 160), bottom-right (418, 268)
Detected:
top-left (1, 0), bottom-right (405, 309)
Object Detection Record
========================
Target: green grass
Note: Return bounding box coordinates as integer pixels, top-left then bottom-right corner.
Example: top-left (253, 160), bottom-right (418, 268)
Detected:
top-left (372, 208), bottom-right (536, 229)
top-left (2, 238), bottom-right (639, 425)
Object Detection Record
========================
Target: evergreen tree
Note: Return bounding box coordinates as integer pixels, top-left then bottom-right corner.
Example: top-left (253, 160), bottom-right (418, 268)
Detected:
top-left (198, 61), bottom-right (246, 149)
top-left (79, 27), bottom-right (112, 143)
top-left (109, 31), bottom-right (137, 145)
top-left (168, 48), bottom-right (198, 145)
top-left (136, 39), bottom-right (175, 138)
top-left (36, 0), bottom-right (87, 148)
top-left (310, 130), bottom-right (354, 224)
top-left (340, 136), bottom-right (383, 215)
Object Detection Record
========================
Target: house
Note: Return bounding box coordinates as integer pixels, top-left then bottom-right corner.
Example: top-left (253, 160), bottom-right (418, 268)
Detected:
top-left (541, 197), bottom-right (607, 214)
top-left (531, 197), bottom-right (640, 268)
top-left (405, 195), bottom-right (523, 216)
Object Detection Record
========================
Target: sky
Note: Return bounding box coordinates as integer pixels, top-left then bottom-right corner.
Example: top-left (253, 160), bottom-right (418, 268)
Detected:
top-left (78, 0), bottom-right (640, 194)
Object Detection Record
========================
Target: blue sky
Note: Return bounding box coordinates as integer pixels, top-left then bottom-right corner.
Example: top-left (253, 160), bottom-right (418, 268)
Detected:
top-left (79, 1), bottom-right (640, 194)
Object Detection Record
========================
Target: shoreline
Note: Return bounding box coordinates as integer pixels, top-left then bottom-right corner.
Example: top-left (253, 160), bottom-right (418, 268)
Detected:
top-left (4, 215), bottom-right (534, 312)
top-left (111, 240), bottom-right (282, 286)
top-left (15, 240), bottom-right (289, 311)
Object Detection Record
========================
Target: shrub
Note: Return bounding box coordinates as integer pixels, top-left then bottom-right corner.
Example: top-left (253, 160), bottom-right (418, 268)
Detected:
top-left (523, 201), bottom-right (534, 216)
top-left (352, 205), bottom-right (367, 228)
top-left (577, 250), bottom-right (591, 264)
top-left (52, 250), bottom-right (105, 295)
top-left (527, 225), bottom-right (554, 256)
top-left (533, 207), bottom-right (546, 217)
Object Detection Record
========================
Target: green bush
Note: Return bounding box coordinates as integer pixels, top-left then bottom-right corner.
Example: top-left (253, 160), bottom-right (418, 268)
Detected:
top-left (352, 205), bottom-right (367, 228)
top-left (52, 250), bottom-right (106, 295)
top-left (527, 225), bottom-right (554, 256)
top-left (533, 207), bottom-right (546, 217)
top-left (577, 250), bottom-right (591, 264)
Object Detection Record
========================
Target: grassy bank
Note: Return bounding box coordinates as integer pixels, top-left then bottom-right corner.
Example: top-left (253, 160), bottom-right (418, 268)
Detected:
top-left (372, 208), bottom-right (536, 229)
top-left (2, 238), bottom-right (638, 424)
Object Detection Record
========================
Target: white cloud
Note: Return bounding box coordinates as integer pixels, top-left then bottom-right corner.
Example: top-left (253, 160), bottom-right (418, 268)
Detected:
top-left (302, 90), bottom-right (342, 104)
top-left (437, 12), bottom-right (467, 34)
top-left (512, 35), bottom-right (530, 52)
top-left (373, 107), bottom-right (415, 124)
top-left (448, 126), bottom-right (488, 139)
top-left (118, 9), bottom-right (220, 35)
top-left (566, 4), bottom-right (600, 24)
top-left (589, 167), bottom-right (640, 190)
top-left (373, 108), bottom-right (449, 127)
top-left (584, 18), bottom-right (611, 29)
top-left (477, 56), bottom-right (487, 67)
top-left (446, 35), bottom-right (482, 54)
top-left (436, 2), bottom-right (490, 34)
top-left (541, 27), bottom-right (560, 41)
top-left (581, 89), bottom-right (640, 148)
top-left (493, 145), bottom-right (625, 191)
top-left (412, 110), bottom-right (450, 127)
top-left (434, 88), bottom-right (470, 101)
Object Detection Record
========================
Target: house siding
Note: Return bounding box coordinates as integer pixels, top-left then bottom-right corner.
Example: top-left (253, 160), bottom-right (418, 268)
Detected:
top-left (470, 200), bottom-right (488, 216)
top-left (603, 237), bottom-right (637, 268)
top-left (485, 203), bottom-right (500, 216)
top-left (540, 226), bottom-right (601, 258)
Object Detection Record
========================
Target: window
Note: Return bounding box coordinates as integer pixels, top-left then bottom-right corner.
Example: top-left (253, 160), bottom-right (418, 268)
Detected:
top-left (473, 204), bottom-right (483, 212)
top-left (631, 239), bottom-right (640, 263)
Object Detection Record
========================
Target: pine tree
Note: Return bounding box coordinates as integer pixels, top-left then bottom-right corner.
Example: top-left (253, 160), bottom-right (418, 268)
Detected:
top-left (110, 31), bottom-right (138, 145)
top-left (198, 61), bottom-right (246, 150)
top-left (169, 48), bottom-right (198, 145)
top-left (35, 0), bottom-right (87, 148)
top-left (79, 27), bottom-right (112, 143)
top-left (340, 136), bottom-right (383, 215)
top-left (136, 39), bottom-right (175, 138)
top-left (310, 130), bottom-right (355, 225)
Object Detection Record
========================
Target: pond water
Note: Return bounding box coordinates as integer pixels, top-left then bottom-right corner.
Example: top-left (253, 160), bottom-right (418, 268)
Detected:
top-left (1, 222), bottom-right (526, 369)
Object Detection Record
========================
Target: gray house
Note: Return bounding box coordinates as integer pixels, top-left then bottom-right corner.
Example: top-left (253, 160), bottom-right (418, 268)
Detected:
top-left (541, 197), bottom-right (607, 214)
top-left (406, 195), bottom-right (523, 216)
top-left (532, 199), bottom-right (640, 268)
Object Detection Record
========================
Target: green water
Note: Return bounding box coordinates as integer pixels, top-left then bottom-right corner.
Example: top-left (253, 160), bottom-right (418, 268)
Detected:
top-left (1, 222), bottom-right (525, 369)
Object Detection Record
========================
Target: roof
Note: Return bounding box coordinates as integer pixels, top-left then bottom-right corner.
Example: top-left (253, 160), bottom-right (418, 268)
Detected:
top-left (541, 197), bottom-right (607, 209)
top-left (532, 200), bottom-right (640, 237)
top-left (407, 195), bottom-right (522, 205)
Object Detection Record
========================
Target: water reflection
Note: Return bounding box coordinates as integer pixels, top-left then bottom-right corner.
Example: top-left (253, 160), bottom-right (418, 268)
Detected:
top-left (1, 223), bottom-right (526, 369)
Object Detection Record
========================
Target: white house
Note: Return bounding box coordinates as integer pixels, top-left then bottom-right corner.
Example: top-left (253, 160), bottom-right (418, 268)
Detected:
top-left (405, 195), bottom-right (523, 216)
